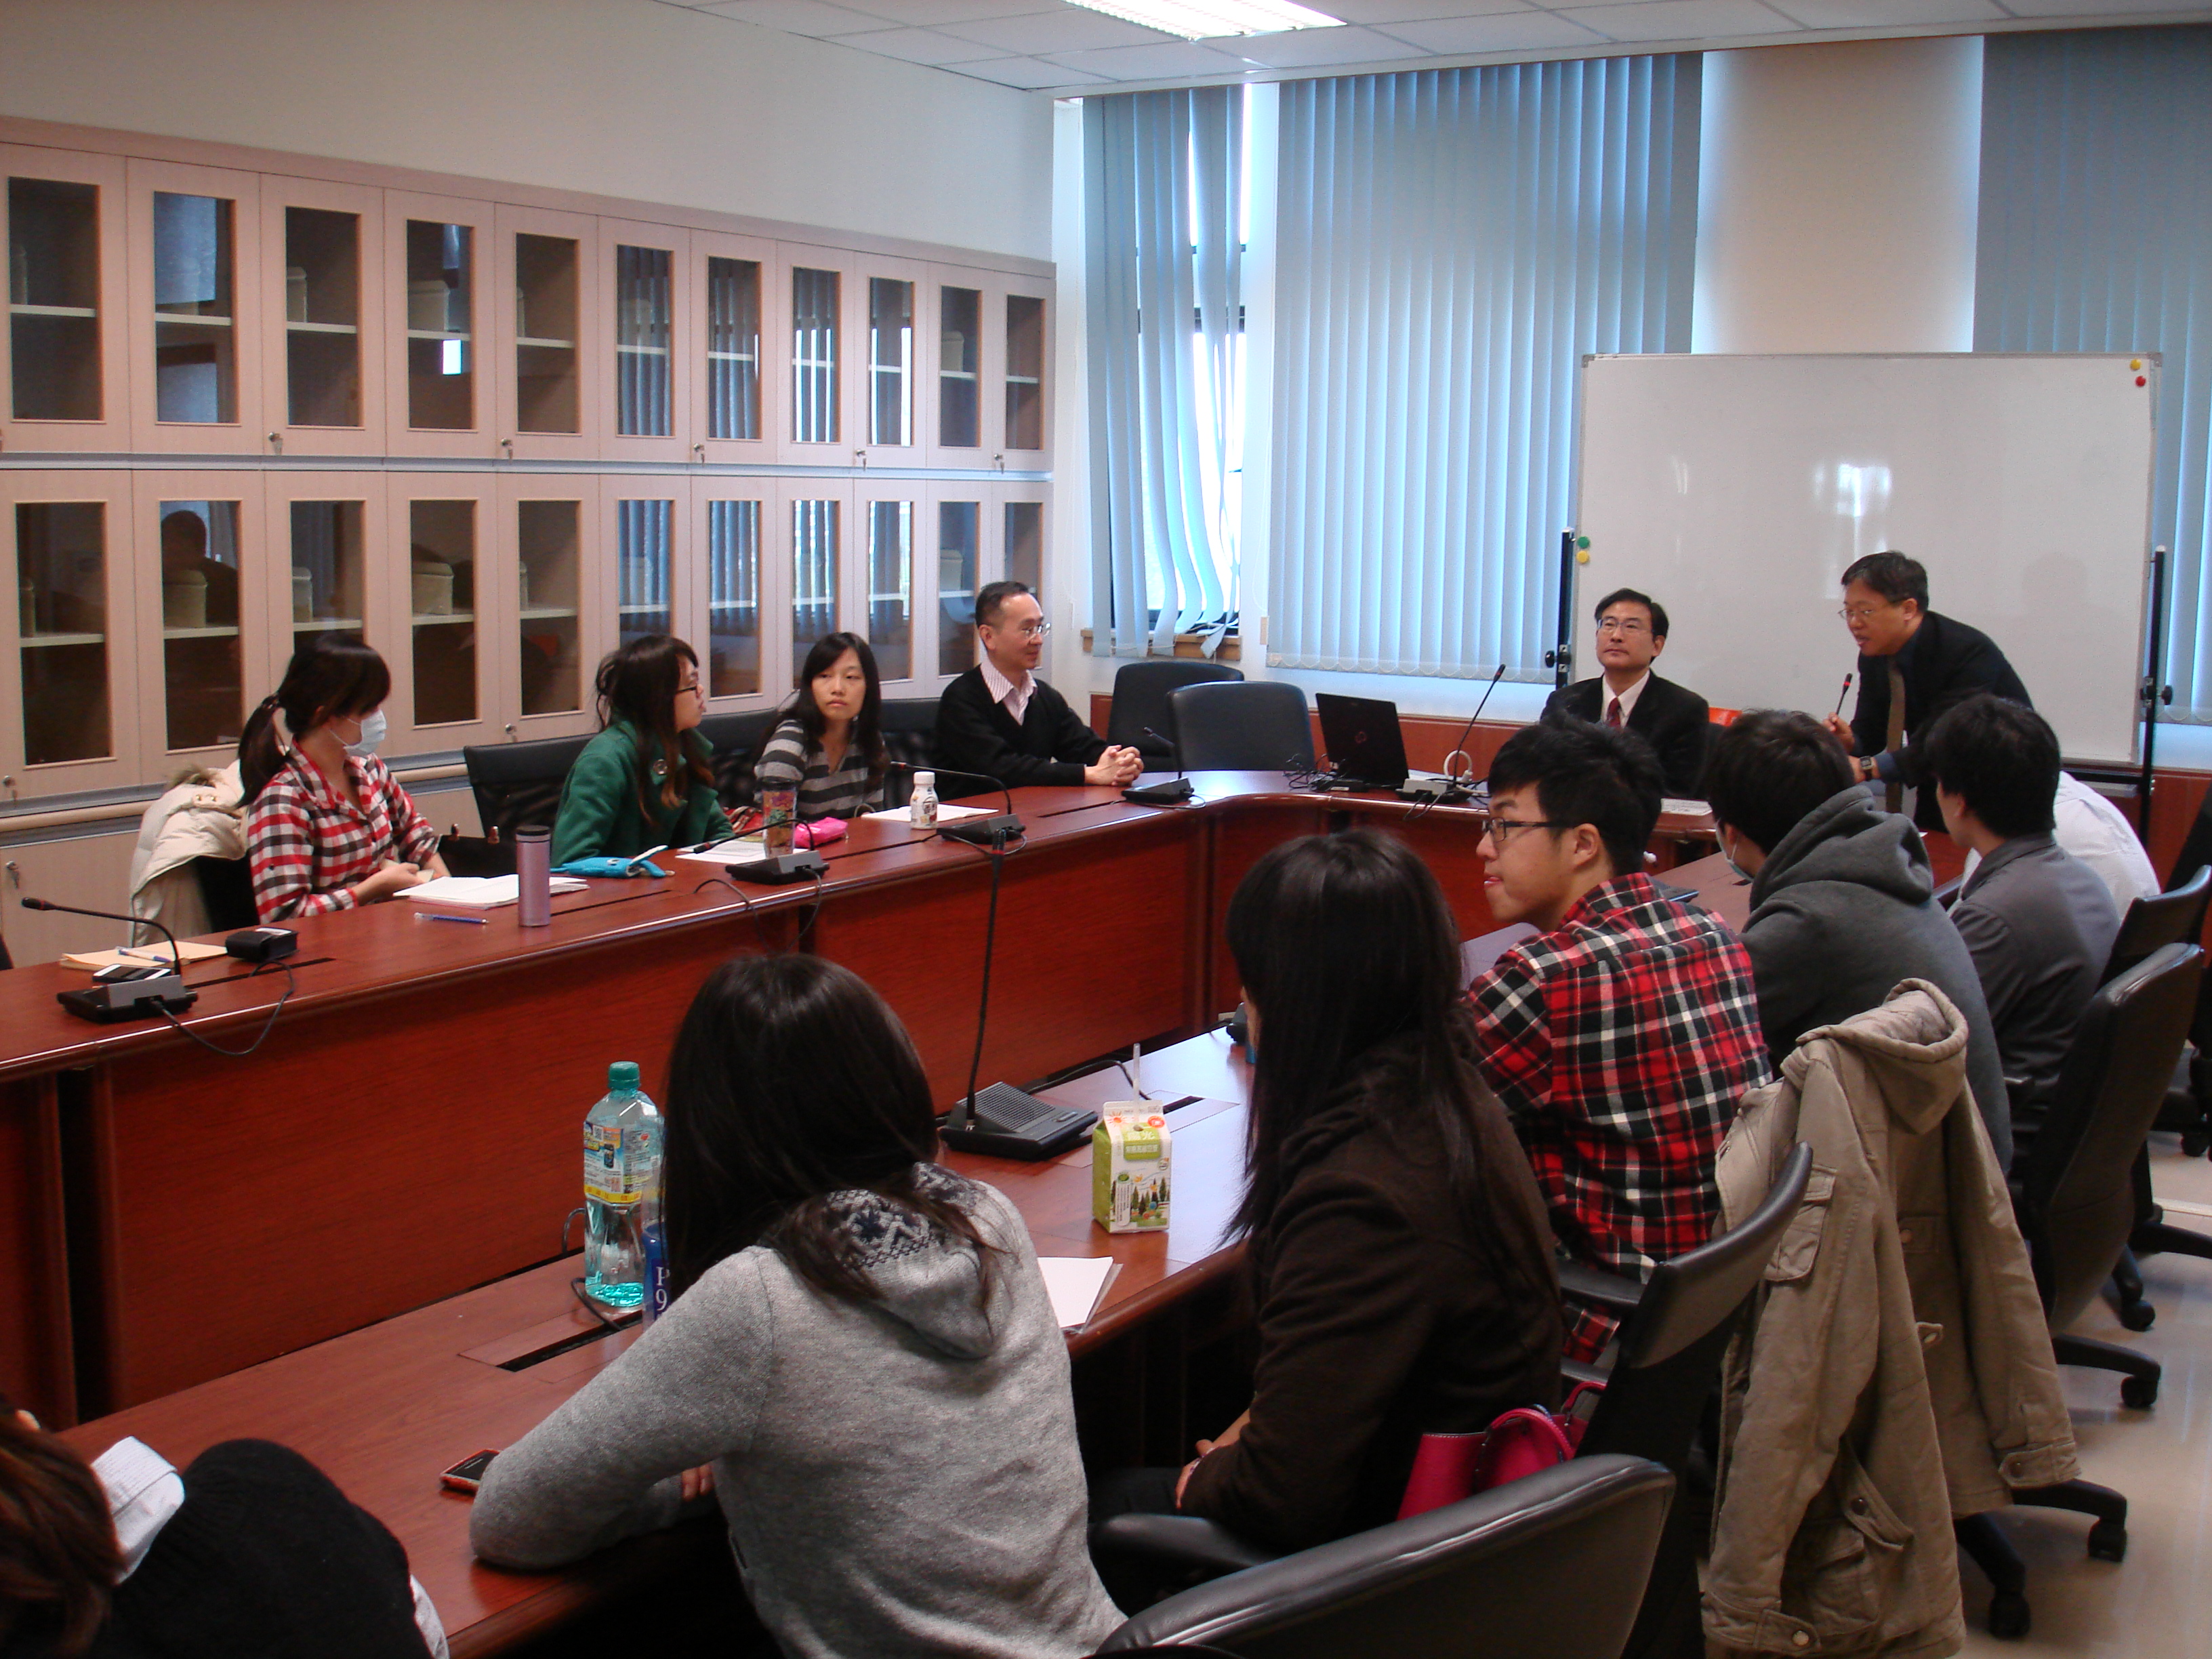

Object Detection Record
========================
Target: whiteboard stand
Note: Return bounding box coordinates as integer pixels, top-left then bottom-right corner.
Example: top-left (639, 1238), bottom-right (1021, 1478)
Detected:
top-left (1544, 527), bottom-right (1576, 693)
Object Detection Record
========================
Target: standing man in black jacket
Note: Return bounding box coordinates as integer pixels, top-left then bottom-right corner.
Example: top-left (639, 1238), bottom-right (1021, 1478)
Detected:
top-left (1823, 550), bottom-right (2031, 832)
top-left (1542, 587), bottom-right (1711, 796)
top-left (935, 581), bottom-right (1143, 792)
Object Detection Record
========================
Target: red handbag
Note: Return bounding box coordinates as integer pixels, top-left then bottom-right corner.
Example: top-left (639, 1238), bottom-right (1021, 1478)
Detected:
top-left (1395, 1382), bottom-right (1603, 1520)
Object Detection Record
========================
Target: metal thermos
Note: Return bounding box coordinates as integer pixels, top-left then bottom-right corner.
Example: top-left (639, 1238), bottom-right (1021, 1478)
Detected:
top-left (516, 825), bottom-right (552, 928)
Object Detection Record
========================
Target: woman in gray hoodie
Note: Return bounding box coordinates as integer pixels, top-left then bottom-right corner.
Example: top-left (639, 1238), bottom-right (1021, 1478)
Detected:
top-left (470, 955), bottom-right (1121, 1659)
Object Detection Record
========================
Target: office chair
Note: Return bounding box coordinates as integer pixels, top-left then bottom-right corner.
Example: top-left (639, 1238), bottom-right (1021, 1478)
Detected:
top-left (462, 735), bottom-right (592, 842)
top-left (695, 709), bottom-right (778, 810)
top-left (2160, 794), bottom-right (2212, 1158)
top-left (1095, 1456), bottom-right (1674, 1659)
top-left (0, 923), bottom-right (11, 971)
top-left (1107, 661), bottom-right (1243, 762)
top-left (878, 697), bottom-right (942, 806)
top-left (190, 855), bottom-right (260, 933)
top-left (1957, 941), bottom-right (2203, 1638)
top-left (1168, 682), bottom-right (1313, 773)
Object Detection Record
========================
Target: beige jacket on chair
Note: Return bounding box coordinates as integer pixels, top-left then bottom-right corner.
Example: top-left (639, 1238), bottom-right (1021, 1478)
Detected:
top-left (1704, 981), bottom-right (2077, 1659)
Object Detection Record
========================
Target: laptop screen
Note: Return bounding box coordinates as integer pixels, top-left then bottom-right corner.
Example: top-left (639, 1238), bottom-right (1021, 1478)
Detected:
top-left (1315, 693), bottom-right (1411, 789)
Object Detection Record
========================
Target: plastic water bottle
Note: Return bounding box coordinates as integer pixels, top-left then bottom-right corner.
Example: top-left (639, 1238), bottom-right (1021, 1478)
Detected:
top-left (583, 1061), bottom-right (663, 1308)
top-left (909, 769), bottom-right (939, 828)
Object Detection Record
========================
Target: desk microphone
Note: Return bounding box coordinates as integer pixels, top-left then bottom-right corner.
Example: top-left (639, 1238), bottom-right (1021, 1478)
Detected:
top-left (22, 897), bottom-right (199, 1023)
top-left (1417, 664), bottom-right (1507, 802)
top-left (1124, 727), bottom-right (1193, 804)
top-left (890, 762), bottom-right (1024, 848)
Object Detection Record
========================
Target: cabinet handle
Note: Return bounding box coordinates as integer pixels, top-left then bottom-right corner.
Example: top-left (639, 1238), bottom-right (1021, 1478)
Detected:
top-left (5, 860), bottom-right (19, 889)
top-left (692, 443), bottom-right (705, 464)
top-left (1, 775), bottom-right (14, 802)
top-left (504, 722), bottom-right (516, 741)
top-left (994, 452), bottom-right (1005, 472)
top-left (267, 431), bottom-right (283, 455)
top-left (855, 449), bottom-right (868, 470)
top-left (501, 438), bottom-right (514, 459)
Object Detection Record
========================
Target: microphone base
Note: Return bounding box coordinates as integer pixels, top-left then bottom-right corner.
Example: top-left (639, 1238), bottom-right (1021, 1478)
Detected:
top-left (58, 979), bottom-right (198, 1024)
top-left (1397, 777), bottom-right (1471, 803)
top-left (714, 848), bottom-right (828, 884)
top-left (937, 813), bottom-right (1024, 846)
top-left (1123, 779), bottom-right (1194, 805)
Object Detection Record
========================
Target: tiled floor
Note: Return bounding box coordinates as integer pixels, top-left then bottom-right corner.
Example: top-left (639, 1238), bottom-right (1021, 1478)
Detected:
top-left (1959, 1134), bottom-right (2212, 1657)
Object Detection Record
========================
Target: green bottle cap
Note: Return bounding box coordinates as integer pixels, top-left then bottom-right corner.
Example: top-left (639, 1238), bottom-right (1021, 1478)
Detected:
top-left (608, 1061), bottom-right (640, 1091)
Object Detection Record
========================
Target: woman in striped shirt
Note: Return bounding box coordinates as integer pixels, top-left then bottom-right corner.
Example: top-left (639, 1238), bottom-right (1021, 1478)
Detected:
top-left (756, 633), bottom-right (890, 823)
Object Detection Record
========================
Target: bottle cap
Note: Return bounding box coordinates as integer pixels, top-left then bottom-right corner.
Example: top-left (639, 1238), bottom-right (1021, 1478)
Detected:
top-left (914, 771), bottom-right (935, 790)
top-left (608, 1061), bottom-right (640, 1091)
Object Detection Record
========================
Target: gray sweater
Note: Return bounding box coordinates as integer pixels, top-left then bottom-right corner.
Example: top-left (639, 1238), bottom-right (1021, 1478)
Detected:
top-left (1742, 786), bottom-right (2016, 1170)
top-left (470, 1168), bottom-right (1121, 1659)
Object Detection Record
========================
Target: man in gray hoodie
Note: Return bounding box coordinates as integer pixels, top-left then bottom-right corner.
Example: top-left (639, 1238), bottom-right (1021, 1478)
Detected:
top-left (1704, 710), bottom-right (2014, 1169)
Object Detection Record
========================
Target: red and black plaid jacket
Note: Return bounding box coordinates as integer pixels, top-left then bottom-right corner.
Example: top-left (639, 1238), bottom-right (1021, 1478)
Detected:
top-left (1467, 873), bottom-right (1770, 1360)
top-left (247, 750), bottom-right (439, 923)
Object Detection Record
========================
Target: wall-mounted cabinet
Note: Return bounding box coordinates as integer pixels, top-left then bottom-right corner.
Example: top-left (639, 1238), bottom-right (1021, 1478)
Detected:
top-left (383, 192), bottom-right (494, 458)
top-left (390, 476), bottom-right (500, 750)
top-left (692, 480), bottom-right (771, 708)
top-left (2, 145), bottom-right (131, 453)
top-left (499, 474), bottom-right (598, 741)
top-left (130, 472), bottom-right (268, 771)
top-left (262, 472), bottom-right (389, 710)
top-left (606, 220), bottom-right (690, 464)
top-left (691, 231), bottom-right (776, 466)
top-left (126, 159), bottom-right (265, 455)
top-left (260, 176), bottom-right (386, 457)
top-left (928, 264), bottom-right (1050, 469)
top-left (495, 205), bottom-right (601, 462)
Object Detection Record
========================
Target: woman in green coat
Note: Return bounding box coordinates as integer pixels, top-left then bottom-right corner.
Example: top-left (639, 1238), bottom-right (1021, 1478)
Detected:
top-left (552, 635), bottom-right (725, 863)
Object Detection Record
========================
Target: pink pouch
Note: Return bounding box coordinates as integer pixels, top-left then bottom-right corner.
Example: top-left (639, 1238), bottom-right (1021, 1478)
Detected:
top-left (1395, 1382), bottom-right (1601, 1520)
top-left (793, 817), bottom-right (847, 850)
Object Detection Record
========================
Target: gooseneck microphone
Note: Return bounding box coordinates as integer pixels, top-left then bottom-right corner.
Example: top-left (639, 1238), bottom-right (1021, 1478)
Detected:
top-left (1441, 664), bottom-right (1509, 792)
top-left (22, 896), bottom-right (198, 1023)
top-left (1124, 726), bottom-right (1194, 804)
top-left (892, 762), bottom-right (1023, 848)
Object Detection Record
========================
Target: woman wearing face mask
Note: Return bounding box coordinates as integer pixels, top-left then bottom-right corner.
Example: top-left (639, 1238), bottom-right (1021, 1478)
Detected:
top-left (240, 635), bottom-right (447, 923)
top-left (754, 632), bottom-right (890, 823)
top-left (551, 636), bottom-right (724, 865)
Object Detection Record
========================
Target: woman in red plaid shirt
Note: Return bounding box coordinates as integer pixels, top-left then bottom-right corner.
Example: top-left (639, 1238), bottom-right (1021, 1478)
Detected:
top-left (1465, 718), bottom-right (1770, 1362)
top-left (240, 636), bottom-right (447, 923)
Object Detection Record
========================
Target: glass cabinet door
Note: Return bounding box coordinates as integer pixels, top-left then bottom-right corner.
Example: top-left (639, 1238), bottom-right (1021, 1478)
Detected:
top-left (701, 491), bottom-right (764, 701)
top-left (409, 498), bottom-right (478, 726)
top-left (3, 144), bottom-right (129, 451)
top-left (865, 276), bottom-right (914, 453)
top-left (787, 262), bottom-right (848, 461)
top-left (260, 473), bottom-right (386, 750)
top-left (128, 159), bottom-right (262, 452)
top-left (789, 494), bottom-right (842, 665)
top-left (1004, 291), bottom-right (1046, 455)
top-left (384, 191), bottom-right (493, 457)
top-left (152, 192), bottom-right (235, 424)
top-left (694, 230), bottom-right (775, 462)
top-left (861, 495), bottom-right (914, 684)
top-left (515, 234), bottom-right (579, 433)
top-left (153, 495), bottom-right (247, 755)
top-left (935, 496), bottom-right (981, 678)
top-left (1003, 495), bottom-right (1044, 602)
top-left (611, 495), bottom-right (678, 650)
top-left (936, 284), bottom-right (981, 455)
top-left (497, 206), bottom-right (600, 460)
top-left (261, 178), bottom-right (383, 454)
top-left (499, 474), bottom-right (596, 738)
top-left (3, 473), bottom-right (138, 794)
top-left (283, 497), bottom-right (368, 651)
top-left (606, 222), bottom-right (687, 458)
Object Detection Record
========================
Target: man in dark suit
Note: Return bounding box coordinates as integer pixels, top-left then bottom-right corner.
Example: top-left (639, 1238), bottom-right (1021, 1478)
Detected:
top-left (1542, 587), bottom-right (1711, 795)
top-left (1822, 550), bottom-right (2031, 832)
top-left (935, 580), bottom-right (1144, 792)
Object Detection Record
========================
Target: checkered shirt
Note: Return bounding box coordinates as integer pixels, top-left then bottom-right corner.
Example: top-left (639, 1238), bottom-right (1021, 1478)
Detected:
top-left (247, 751), bottom-right (441, 922)
top-left (1467, 873), bottom-right (1771, 1361)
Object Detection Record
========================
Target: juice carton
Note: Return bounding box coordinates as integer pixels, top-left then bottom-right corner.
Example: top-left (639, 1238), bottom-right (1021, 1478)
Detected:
top-left (1092, 1105), bottom-right (1171, 1233)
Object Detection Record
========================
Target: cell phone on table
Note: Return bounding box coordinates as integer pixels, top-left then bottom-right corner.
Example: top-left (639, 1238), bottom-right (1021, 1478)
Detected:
top-left (440, 1448), bottom-right (499, 1494)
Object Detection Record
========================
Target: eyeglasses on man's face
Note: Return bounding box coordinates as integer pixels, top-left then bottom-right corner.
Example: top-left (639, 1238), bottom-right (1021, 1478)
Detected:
top-left (994, 619), bottom-right (1050, 641)
top-left (1838, 601), bottom-right (1898, 623)
top-left (1477, 816), bottom-right (1570, 848)
top-left (1596, 615), bottom-right (1651, 636)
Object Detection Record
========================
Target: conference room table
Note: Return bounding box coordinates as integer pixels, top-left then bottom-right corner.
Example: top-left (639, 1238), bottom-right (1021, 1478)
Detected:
top-left (1, 773), bottom-right (1719, 1427)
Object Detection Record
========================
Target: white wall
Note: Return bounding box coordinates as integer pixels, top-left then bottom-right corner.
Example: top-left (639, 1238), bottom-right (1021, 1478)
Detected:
top-left (0, 0), bottom-right (1054, 261)
top-left (1694, 37), bottom-right (1984, 354)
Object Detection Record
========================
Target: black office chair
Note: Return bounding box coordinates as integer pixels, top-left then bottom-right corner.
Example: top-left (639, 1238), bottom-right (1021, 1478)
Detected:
top-left (191, 855), bottom-right (260, 933)
top-left (462, 735), bottom-right (592, 842)
top-left (878, 697), bottom-right (941, 806)
top-left (0, 924), bottom-right (12, 971)
top-left (1107, 661), bottom-right (1244, 762)
top-left (1957, 941), bottom-right (2203, 1637)
top-left (1095, 1456), bottom-right (1675, 1659)
top-left (1168, 682), bottom-right (1313, 773)
top-left (695, 709), bottom-right (778, 811)
top-left (2159, 794), bottom-right (2212, 1158)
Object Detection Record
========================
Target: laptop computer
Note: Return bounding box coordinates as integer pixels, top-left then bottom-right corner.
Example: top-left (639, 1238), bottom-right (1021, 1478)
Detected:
top-left (1316, 693), bottom-right (1420, 790)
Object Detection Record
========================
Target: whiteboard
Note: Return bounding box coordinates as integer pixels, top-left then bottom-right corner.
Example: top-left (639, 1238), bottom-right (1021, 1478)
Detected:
top-left (1572, 354), bottom-right (2156, 767)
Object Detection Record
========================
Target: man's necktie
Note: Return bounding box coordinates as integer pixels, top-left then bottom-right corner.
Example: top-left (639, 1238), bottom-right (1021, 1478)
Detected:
top-left (1606, 697), bottom-right (1624, 729)
top-left (1885, 663), bottom-right (1908, 815)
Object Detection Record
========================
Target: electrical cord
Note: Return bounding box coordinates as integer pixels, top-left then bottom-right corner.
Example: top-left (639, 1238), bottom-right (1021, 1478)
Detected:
top-left (152, 960), bottom-right (298, 1058)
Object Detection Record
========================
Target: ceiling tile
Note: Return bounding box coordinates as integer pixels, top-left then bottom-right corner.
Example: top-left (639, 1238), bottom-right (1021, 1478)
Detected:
top-left (941, 9), bottom-right (1179, 51)
top-left (696, 0), bottom-right (896, 35)
top-left (1554, 0), bottom-right (1798, 42)
top-left (2000, 0), bottom-right (2211, 13)
top-left (1044, 38), bottom-right (1263, 75)
top-left (1228, 23), bottom-right (1430, 63)
top-left (1317, 0), bottom-right (1539, 20)
top-left (834, 0), bottom-right (1067, 21)
top-left (836, 24), bottom-right (1008, 59)
top-left (956, 52), bottom-right (1118, 83)
top-left (1762, 0), bottom-right (2001, 21)
top-left (1376, 10), bottom-right (1608, 48)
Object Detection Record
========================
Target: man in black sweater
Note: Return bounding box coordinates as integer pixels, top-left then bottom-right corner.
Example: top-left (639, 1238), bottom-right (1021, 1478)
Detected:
top-left (935, 581), bottom-right (1143, 792)
top-left (1823, 550), bottom-right (2031, 832)
top-left (1541, 586), bottom-right (1711, 796)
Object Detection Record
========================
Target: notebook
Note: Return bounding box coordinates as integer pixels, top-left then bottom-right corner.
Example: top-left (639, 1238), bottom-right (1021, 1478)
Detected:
top-left (403, 875), bottom-right (586, 909)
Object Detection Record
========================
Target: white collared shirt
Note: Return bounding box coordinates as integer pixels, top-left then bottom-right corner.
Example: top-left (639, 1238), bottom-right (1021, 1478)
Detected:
top-left (1961, 772), bottom-right (2161, 915)
top-left (979, 654), bottom-right (1034, 727)
top-left (1601, 670), bottom-right (1652, 728)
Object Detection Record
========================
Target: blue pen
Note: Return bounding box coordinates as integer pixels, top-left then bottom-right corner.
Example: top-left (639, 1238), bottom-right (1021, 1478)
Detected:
top-left (415, 912), bottom-right (487, 926)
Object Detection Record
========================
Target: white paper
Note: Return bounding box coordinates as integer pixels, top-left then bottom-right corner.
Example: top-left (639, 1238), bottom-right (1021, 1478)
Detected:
top-left (862, 802), bottom-right (994, 823)
top-left (403, 875), bottom-right (587, 908)
top-left (1662, 798), bottom-right (1711, 817)
top-left (1037, 1256), bottom-right (1118, 1330)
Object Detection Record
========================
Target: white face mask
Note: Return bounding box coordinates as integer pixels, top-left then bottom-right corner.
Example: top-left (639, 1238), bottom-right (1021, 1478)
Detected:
top-left (344, 709), bottom-right (387, 758)
top-left (1722, 830), bottom-right (1757, 884)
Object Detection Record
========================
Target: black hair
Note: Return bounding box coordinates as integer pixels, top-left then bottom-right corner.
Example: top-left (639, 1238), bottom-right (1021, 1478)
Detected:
top-left (661, 954), bottom-right (998, 1306)
top-left (775, 632), bottom-right (886, 785)
top-left (974, 579), bottom-right (1033, 630)
top-left (1704, 710), bottom-right (1856, 855)
top-left (1841, 550), bottom-right (1929, 611)
top-left (237, 634), bottom-right (392, 803)
top-left (1225, 832), bottom-right (1553, 1296)
top-left (593, 635), bottom-right (714, 821)
top-left (0, 1404), bottom-right (121, 1654)
top-left (1920, 693), bottom-right (2060, 840)
top-left (1488, 718), bottom-right (1663, 878)
top-left (1593, 586), bottom-right (1669, 642)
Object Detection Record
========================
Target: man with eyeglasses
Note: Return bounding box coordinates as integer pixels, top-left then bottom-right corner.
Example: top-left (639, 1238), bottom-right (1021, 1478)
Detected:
top-left (1541, 587), bottom-right (1711, 795)
top-left (1822, 550), bottom-right (2030, 832)
top-left (1465, 719), bottom-right (1769, 1362)
top-left (935, 580), bottom-right (1144, 793)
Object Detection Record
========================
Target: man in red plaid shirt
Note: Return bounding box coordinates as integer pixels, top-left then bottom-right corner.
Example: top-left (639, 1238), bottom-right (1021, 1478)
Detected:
top-left (1467, 718), bottom-right (1770, 1361)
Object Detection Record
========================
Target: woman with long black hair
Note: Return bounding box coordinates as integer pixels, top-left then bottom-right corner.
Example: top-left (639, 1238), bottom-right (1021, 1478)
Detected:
top-left (470, 954), bottom-right (1120, 1659)
top-left (550, 635), bottom-right (722, 863)
top-left (1169, 830), bottom-right (1563, 1553)
top-left (240, 634), bottom-right (447, 923)
top-left (755, 632), bottom-right (890, 821)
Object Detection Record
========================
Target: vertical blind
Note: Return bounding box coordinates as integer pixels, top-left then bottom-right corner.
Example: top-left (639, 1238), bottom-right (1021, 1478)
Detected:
top-left (1086, 86), bottom-right (1243, 657)
top-left (1267, 57), bottom-right (1700, 678)
top-left (1977, 26), bottom-right (2212, 722)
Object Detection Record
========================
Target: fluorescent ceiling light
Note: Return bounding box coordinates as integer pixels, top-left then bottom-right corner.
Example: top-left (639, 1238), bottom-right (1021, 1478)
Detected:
top-left (1066, 0), bottom-right (1345, 41)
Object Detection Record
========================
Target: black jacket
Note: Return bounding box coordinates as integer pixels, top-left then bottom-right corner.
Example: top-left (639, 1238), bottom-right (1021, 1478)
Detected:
top-left (1544, 673), bottom-right (1711, 796)
top-left (1178, 1033), bottom-right (1563, 1553)
top-left (934, 666), bottom-right (1106, 792)
top-left (1849, 611), bottom-right (2031, 830)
